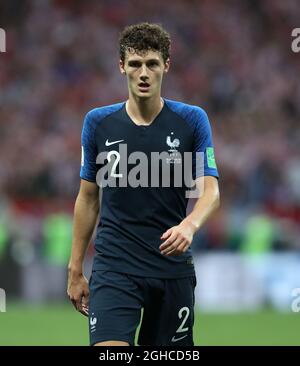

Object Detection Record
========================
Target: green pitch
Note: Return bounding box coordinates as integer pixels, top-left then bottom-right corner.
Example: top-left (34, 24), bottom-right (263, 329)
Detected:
top-left (0, 303), bottom-right (299, 345)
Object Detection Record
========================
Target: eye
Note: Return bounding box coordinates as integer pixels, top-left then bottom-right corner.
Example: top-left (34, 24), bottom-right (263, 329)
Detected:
top-left (148, 61), bottom-right (159, 67)
top-left (129, 62), bottom-right (140, 68)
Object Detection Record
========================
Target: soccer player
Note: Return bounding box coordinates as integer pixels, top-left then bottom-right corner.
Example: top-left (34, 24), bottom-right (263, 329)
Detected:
top-left (67, 22), bottom-right (220, 346)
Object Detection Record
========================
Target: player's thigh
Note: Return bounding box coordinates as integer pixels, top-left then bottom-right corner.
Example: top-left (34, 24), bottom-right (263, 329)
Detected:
top-left (89, 271), bottom-right (143, 346)
top-left (139, 276), bottom-right (196, 346)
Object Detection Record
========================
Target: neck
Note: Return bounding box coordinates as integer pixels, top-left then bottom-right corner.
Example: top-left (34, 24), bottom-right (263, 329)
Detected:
top-left (126, 94), bottom-right (164, 125)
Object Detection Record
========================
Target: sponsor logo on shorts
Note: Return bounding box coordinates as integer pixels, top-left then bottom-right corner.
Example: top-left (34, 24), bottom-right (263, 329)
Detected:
top-left (171, 334), bottom-right (188, 343)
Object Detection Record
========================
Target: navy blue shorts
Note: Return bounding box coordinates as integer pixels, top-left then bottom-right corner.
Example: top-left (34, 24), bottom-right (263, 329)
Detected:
top-left (88, 270), bottom-right (197, 346)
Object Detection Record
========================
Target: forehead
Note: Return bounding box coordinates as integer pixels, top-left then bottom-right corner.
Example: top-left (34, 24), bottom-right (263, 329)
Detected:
top-left (124, 49), bottom-right (163, 63)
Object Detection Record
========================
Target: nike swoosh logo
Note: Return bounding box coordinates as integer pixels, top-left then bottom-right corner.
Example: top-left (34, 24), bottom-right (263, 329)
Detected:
top-left (171, 334), bottom-right (188, 343)
top-left (105, 139), bottom-right (124, 146)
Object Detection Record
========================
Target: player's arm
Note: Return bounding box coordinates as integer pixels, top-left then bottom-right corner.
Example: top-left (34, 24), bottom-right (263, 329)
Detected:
top-left (160, 176), bottom-right (219, 256)
top-left (67, 179), bottom-right (100, 316)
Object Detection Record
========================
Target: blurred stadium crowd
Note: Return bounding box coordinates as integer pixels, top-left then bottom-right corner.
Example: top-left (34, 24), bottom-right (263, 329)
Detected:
top-left (0, 0), bottom-right (300, 281)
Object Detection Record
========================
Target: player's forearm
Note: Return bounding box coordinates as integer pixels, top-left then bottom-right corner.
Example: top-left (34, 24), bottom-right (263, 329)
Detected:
top-left (183, 187), bottom-right (220, 234)
top-left (68, 193), bottom-right (99, 274)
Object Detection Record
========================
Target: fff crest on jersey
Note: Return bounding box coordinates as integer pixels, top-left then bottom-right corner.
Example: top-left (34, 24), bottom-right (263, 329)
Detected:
top-left (166, 132), bottom-right (181, 164)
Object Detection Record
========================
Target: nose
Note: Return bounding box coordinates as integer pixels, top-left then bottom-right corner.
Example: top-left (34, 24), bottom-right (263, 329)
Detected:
top-left (140, 64), bottom-right (149, 80)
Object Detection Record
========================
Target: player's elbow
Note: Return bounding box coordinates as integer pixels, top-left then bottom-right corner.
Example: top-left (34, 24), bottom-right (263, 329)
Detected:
top-left (76, 190), bottom-right (100, 214)
top-left (207, 177), bottom-right (220, 212)
top-left (76, 180), bottom-right (100, 211)
top-left (209, 188), bottom-right (220, 213)
top-left (214, 191), bottom-right (220, 210)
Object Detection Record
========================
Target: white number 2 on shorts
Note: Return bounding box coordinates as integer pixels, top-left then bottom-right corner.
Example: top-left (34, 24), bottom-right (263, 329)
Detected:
top-left (175, 306), bottom-right (190, 333)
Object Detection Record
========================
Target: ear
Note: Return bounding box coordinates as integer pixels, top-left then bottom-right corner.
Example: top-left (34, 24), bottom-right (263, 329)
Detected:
top-left (164, 58), bottom-right (170, 73)
top-left (119, 60), bottom-right (126, 75)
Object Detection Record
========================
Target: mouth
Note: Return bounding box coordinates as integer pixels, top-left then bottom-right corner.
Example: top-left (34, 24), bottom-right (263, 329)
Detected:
top-left (138, 82), bottom-right (150, 91)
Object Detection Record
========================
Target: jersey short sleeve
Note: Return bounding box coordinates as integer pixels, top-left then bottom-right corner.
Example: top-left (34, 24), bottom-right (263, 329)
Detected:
top-left (190, 107), bottom-right (219, 180)
top-left (80, 111), bottom-right (98, 182)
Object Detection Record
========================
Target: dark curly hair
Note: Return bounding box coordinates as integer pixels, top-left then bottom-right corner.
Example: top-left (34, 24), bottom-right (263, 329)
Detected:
top-left (119, 22), bottom-right (171, 63)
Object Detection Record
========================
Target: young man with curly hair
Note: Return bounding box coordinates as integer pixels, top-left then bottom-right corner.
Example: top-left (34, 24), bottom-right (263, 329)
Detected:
top-left (67, 22), bottom-right (220, 346)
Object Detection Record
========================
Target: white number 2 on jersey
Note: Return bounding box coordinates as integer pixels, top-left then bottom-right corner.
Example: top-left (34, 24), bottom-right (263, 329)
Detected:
top-left (107, 150), bottom-right (122, 178)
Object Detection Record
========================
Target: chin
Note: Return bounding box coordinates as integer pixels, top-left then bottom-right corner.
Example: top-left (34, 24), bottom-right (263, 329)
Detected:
top-left (136, 92), bottom-right (151, 99)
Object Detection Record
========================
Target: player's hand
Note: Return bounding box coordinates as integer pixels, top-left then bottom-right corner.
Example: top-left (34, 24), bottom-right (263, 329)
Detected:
top-left (67, 270), bottom-right (89, 317)
top-left (159, 219), bottom-right (197, 256)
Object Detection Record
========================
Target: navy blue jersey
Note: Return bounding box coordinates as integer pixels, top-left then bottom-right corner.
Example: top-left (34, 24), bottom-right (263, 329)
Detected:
top-left (80, 98), bottom-right (218, 278)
